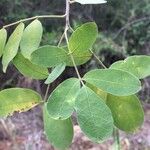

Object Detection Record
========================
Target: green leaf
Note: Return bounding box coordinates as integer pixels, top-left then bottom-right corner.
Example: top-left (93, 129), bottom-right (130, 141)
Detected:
top-left (45, 63), bottom-right (66, 84)
top-left (13, 53), bottom-right (49, 79)
top-left (75, 86), bottom-right (113, 142)
top-left (83, 69), bottom-right (141, 96)
top-left (43, 104), bottom-right (73, 150)
top-left (106, 94), bottom-right (144, 132)
top-left (65, 47), bottom-right (92, 66)
top-left (0, 88), bottom-right (42, 117)
top-left (86, 82), bottom-right (107, 101)
top-left (75, 0), bottom-right (107, 4)
top-left (2, 23), bottom-right (25, 73)
top-left (20, 19), bottom-right (43, 59)
top-left (110, 55), bottom-right (150, 79)
top-left (31, 45), bottom-right (67, 68)
top-left (0, 28), bottom-right (7, 57)
top-left (47, 78), bottom-right (80, 119)
top-left (68, 22), bottom-right (98, 53)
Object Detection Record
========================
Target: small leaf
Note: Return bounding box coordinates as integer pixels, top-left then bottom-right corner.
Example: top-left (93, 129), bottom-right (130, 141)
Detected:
top-left (75, 0), bottom-right (107, 4)
top-left (83, 69), bottom-right (141, 96)
top-left (75, 86), bottom-right (113, 142)
top-left (110, 55), bottom-right (150, 79)
top-left (0, 88), bottom-right (42, 117)
top-left (45, 63), bottom-right (66, 84)
top-left (43, 104), bottom-right (73, 149)
top-left (47, 78), bottom-right (80, 119)
top-left (68, 22), bottom-right (98, 53)
top-left (2, 23), bottom-right (24, 73)
top-left (13, 53), bottom-right (49, 79)
top-left (20, 19), bottom-right (43, 59)
top-left (86, 82), bottom-right (107, 101)
top-left (31, 45), bottom-right (67, 68)
top-left (106, 94), bottom-right (144, 132)
top-left (0, 28), bottom-right (7, 57)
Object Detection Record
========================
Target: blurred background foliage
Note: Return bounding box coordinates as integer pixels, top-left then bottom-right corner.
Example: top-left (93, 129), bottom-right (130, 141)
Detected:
top-left (0, 0), bottom-right (150, 101)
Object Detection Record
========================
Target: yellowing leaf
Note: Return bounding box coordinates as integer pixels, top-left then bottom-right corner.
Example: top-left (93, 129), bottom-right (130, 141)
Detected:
top-left (20, 19), bottom-right (43, 59)
top-left (2, 23), bottom-right (24, 73)
top-left (0, 88), bottom-right (42, 117)
top-left (13, 53), bottom-right (49, 79)
top-left (0, 28), bottom-right (7, 57)
top-left (107, 94), bottom-right (144, 132)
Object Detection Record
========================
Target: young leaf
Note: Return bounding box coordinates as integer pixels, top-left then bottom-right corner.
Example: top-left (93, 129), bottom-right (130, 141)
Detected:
top-left (20, 19), bottom-right (43, 59)
top-left (83, 69), bottom-right (141, 96)
top-left (43, 104), bottom-right (73, 149)
top-left (68, 22), bottom-right (98, 53)
top-left (0, 28), bottom-right (7, 57)
top-left (45, 63), bottom-right (66, 84)
top-left (13, 53), bottom-right (49, 79)
top-left (31, 45), bottom-right (67, 68)
top-left (86, 82), bottom-right (107, 101)
top-left (2, 23), bottom-right (24, 73)
top-left (75, 86), bottom-right (113, 142)
top-left (0, 88), bottom-right (42, 117)
top-left (47, 78), bottom-right (80, 119)
top-left (106, 94), bottom-right (144, 132)
top-left (75, 0), bottom-right (107, 4)
top-left (110, 55), bottom-right (150, 79)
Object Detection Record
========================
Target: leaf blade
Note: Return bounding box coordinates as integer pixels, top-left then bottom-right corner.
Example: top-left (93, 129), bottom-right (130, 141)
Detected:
top-left (45, 63), bottom-right (66, 84)
top-left (0, 28), bottom-right (7, 57)
top-left (75, 86), bottom-right (113, 142)
top-left (2, 23), bottom-right (25, 73)
top-left (106, 94), bottom-right (144, 132)
top-left (75, 0), bottom-right (107, 4)
top-left (47, 78), bottom-right (80, 119)
top-left (0, 88), bottom-right (42, 117)
top-left (83, 69), bottom-right (141, 96)
top-left (43, 104), bottom-right (73, 149)
top-left (20, 19), bottom-right (43, 59)
top-left (13, 53), bottom-right (49, 79)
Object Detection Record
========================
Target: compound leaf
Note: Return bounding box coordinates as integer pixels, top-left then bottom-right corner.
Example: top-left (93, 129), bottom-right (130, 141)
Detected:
top-left (13, 53), bottom-right (49, 79)
top-left (20, 19), bottom-right (43, 59)
top-left (75, 0), bottom-right (107, 4)
top-left (106, 94), bottom-right (144, 132)
top-left (0, 88), bottom-right (42, 117)
top-left (68, 22), bottom-right (98, 53)
top-left (31, 45), bottom-right (67, 68)
top-left (2, 23), bottom-right (24, 73)
top-left (110, 55), bottom-right (150, 79)
top-left (45, 63), bottom-right (66, 84)
top-left (47, 78), bottom-right (80, 119)
top-left (0, 28), bottom-right (7, 57)
top-left (75, 86), bottom-right (113, 142)
top-left (83, 69), bottom-right (141, 96)
top-left (43, 104), bottom-right (73, 149)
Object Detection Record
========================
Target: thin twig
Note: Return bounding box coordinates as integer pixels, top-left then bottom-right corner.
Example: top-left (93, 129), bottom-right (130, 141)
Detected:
top-left (90, 50), bottom-right (107, 69)
top-left (3, 14), bottom-right (66, 29)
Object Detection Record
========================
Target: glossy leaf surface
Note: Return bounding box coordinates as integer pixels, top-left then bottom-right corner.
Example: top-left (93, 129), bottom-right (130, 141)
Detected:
top-left (107, 94), bottom-right (144, 132)
top-left (20, 19), bottom-right (43, 59)
top-left (13, 53), bottom-right (49, 79)
top-left (43, 104), bottom-right (73, 149)
top-left (75, 86), bottom-right (113, 142)
top-left (47, 78), bottom-right (80, 119)
top-left (83, 69), bottom-right (141, 96)
top-left (0, 88), bottom-right (42, 117)
top-left (2, 23), bottom-right (24, 72)
top-left (110, 55), bottom-right (150, 79)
